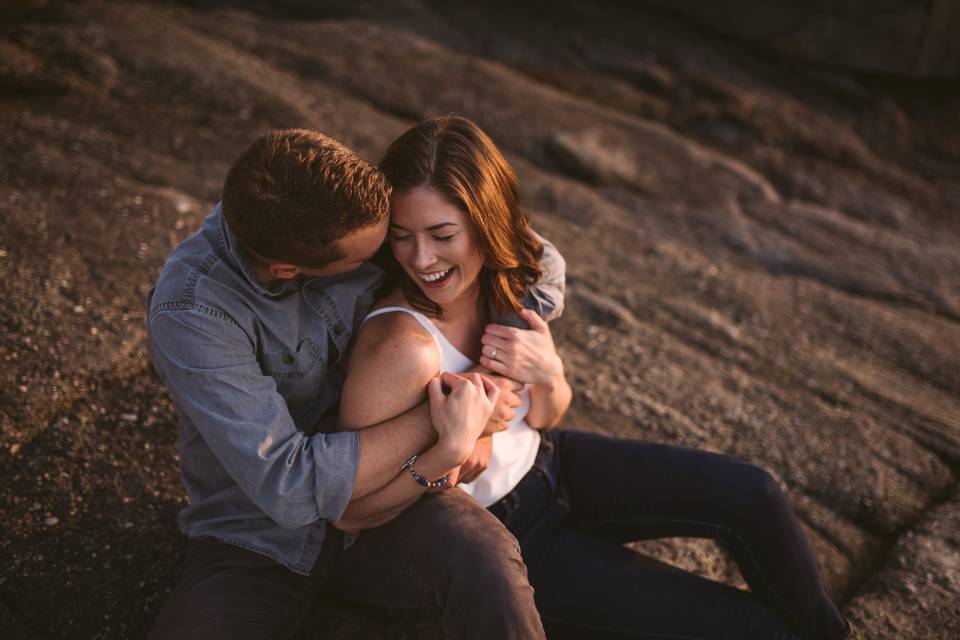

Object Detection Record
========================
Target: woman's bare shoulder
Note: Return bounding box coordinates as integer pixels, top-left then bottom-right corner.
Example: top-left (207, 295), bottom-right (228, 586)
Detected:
top-left (341, 307), bottom-right (441, 430)
top-left (354, 308), bottom-right (440, 372)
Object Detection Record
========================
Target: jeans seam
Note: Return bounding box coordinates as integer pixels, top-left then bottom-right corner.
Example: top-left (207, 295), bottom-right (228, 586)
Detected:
top-left (540, 613), bottom-right (711, 639)
top-left (578, 516), bottom-right (805, 634)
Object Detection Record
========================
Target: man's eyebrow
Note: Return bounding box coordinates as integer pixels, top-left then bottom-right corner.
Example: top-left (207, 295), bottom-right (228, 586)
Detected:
top-left (389, 222), bottom-right (459, 231)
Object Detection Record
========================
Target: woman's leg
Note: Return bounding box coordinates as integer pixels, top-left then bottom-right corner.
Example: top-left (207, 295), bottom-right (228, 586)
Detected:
top-left (517, 502), bottom-right (800, 640)
top-left (548, 429), bottom-right (848, 639)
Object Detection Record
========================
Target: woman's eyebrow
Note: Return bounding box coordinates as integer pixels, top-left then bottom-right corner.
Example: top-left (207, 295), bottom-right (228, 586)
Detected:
top-left (389, 222), bottom-right (459, 231)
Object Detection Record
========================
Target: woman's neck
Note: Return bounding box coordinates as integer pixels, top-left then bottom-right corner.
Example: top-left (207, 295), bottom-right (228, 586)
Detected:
top-left (440, 279), bottom-right (485, 322)
top-left (433, 280), bottom-right (489, 361)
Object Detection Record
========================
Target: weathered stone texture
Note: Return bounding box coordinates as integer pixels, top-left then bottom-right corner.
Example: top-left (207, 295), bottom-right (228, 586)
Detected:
top-left (1, 1), bottom-right (957, 638)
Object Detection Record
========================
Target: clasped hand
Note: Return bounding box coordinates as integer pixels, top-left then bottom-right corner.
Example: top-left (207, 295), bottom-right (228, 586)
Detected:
top-left (427, 371), bottom-right (499, 467)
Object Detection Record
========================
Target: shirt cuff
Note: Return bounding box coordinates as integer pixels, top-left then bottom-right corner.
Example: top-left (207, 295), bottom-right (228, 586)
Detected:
top-left (313, 429), bottom-right (361, 522)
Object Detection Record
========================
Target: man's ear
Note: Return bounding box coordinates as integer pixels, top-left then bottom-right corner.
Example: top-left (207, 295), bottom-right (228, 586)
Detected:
top-left (267, 263), bottom-right (301, 280)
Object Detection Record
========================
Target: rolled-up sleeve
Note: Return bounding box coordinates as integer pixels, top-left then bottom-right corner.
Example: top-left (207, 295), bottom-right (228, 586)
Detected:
top-left (148, 308), bottom-right (359, 528)
top-left (498, 231), bottom-right (566, 328)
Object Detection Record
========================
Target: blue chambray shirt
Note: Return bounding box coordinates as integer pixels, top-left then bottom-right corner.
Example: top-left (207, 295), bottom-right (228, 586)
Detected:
top-left (147, 204), bottom-right (565, 575)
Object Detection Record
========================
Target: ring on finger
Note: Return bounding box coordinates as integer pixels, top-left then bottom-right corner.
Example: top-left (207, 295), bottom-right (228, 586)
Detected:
top-left (489, 347), bottom-right (498, 360)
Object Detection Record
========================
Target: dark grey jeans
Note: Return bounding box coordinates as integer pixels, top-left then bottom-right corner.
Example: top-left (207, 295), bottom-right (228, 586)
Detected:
top-left (147, 489), bottom-right (545, 640)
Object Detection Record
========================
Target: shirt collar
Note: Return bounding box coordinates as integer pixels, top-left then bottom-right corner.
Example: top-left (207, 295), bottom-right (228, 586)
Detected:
top-left (214, 202), bottom-right (301, 298)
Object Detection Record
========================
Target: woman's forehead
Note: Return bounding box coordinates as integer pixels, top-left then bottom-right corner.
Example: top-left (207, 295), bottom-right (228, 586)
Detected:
top-left (390, 186), bottom-right (466, 228)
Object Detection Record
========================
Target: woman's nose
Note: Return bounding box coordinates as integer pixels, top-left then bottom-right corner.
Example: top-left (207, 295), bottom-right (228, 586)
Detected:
top-left (411, 240), bottom-right (436, 270)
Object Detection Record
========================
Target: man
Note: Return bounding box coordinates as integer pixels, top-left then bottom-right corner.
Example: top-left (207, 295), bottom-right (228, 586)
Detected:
top-left (146, 129), bottom-right (565, 639)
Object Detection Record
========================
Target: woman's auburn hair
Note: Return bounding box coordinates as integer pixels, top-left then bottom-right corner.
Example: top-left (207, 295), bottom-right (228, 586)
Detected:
top-left (378, 115), bottom-right (543, 317)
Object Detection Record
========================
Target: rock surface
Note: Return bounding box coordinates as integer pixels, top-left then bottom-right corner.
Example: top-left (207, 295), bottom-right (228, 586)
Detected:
top-left (1, 1), bottom-right (958, 638)
top-left (634, 0), bottom-right (960, 79)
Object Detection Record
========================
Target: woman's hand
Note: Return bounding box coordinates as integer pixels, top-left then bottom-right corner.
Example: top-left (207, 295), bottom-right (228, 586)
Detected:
top-left (479, 309), bottom-right (563, 385)
top-left (428, 371), bottom-right (499, 466)
top-left (480, 372), bottom-right (524, 434)
top-left (458, 434), bottom-right (494, 484)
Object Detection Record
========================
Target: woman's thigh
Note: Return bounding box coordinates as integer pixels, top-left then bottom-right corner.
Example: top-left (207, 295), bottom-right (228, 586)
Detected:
top-left (549, 430), bottom-right (845, 639)
top-left (554, 429), bottom-right (787, 542)
top-left (519, 513), bottom-right (798, 640)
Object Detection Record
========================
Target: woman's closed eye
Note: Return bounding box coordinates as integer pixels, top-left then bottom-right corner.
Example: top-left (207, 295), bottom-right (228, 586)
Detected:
top-left (391, 232), bottom-right (460, 242)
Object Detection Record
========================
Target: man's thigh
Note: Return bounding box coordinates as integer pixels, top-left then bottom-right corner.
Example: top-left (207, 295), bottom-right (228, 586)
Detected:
top-left (329, 487), bottom-right (546, 640)
top-left (331, 488), bottom-right (524, 607)
top-left (148, 537), bottom-right (319, 640)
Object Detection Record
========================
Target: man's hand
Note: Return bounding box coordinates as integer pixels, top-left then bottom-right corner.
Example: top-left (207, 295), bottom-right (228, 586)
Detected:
top-left (428, 371), bottom-right (499, 466)
top-left (458, 434), bottom-right (493, 484)
top-left (482, 373), bottom-right (524, 435)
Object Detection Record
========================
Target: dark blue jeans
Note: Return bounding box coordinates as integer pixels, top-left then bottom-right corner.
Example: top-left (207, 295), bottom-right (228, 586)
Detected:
top-left (488, 429), bottom-right (849, 640)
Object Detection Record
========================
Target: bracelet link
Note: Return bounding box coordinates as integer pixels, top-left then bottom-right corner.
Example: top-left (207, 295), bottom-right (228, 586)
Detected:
top-left (400, 454), bottom-right (449, 489)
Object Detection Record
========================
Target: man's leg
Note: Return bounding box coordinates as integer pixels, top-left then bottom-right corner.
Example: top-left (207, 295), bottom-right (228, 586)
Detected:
top-left (147, 537), bottom-right (322, 640)
top-left (329, 488), bottom-right (546, 640)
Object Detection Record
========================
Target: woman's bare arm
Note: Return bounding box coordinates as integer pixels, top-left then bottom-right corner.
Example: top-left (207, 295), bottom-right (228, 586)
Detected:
top-left (479, 309), bottom-right (572, 429)
top-left (339, 313), bottom-right (440, 431)
top-left (526, 370), bottom-right (572, 429)
top-left (336, 312), bottom-right (501, 532)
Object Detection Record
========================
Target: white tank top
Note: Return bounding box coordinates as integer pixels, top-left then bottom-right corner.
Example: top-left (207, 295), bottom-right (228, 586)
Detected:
top-left (364, 306), bottom-right (540, 507)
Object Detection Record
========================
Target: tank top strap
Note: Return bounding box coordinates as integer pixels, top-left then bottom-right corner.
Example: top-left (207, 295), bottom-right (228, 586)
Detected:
top-left (362, 305), bottom-right (474, 373)
top-left (362, 306), bottom-right (445, 343)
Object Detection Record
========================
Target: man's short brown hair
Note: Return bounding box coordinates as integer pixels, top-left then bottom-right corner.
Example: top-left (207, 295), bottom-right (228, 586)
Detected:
top-left (222, 129), bottom-right (390, 267)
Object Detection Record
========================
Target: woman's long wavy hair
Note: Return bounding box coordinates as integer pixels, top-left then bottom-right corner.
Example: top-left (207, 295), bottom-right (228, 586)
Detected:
top-left (378, 115), bottom-right (543, 318)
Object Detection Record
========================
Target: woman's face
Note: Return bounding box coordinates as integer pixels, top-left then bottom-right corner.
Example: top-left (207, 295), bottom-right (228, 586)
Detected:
top-left (389, 186), bottom-right (485, 308)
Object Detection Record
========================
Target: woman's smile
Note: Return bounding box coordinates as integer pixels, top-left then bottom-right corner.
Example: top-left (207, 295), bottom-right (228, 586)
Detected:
top-left (389, 186), bottom-right (485, 308)
top-left (417, 267), bottom-right (456, 287)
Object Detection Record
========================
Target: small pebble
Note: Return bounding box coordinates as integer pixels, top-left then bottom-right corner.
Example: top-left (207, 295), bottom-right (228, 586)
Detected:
top-left (73, 305), bottom-right (85, 314)
top-left (120, 413), bottom-right (139, 422)
top-left (0, 248), bottom-right (8, 257)
top-left (45, 516), bottom-right (59, 527)
top-left (123, 522), bottom-right (134, 529)
top-left (18, 385), bottom-right (28, 393)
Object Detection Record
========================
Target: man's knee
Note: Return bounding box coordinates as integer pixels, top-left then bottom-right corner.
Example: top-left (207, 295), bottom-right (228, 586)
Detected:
top-left (416, 490), bottom-right (527, 583)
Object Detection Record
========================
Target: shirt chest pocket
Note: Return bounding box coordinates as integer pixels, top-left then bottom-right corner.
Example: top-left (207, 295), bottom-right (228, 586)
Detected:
top-left (259, 337), bottom-right (326, 401)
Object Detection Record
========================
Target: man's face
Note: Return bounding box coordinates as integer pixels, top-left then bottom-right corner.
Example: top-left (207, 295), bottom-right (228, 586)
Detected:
top-left (294, 218), bottom-right (389, 278)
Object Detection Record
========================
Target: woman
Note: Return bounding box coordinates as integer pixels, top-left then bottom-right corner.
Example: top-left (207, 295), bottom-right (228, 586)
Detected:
top-left (338, 115), bottom-right (850, 640)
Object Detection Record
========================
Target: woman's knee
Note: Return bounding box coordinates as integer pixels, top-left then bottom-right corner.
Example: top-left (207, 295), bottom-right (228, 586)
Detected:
top-left (727, 462), bottom-right (793, 524)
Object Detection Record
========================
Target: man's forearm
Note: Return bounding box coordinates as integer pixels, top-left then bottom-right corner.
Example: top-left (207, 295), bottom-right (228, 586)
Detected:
top-left (336, 444), bottom-right (456, 533)
top-left (351, 401), bottom-right (437, 500)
